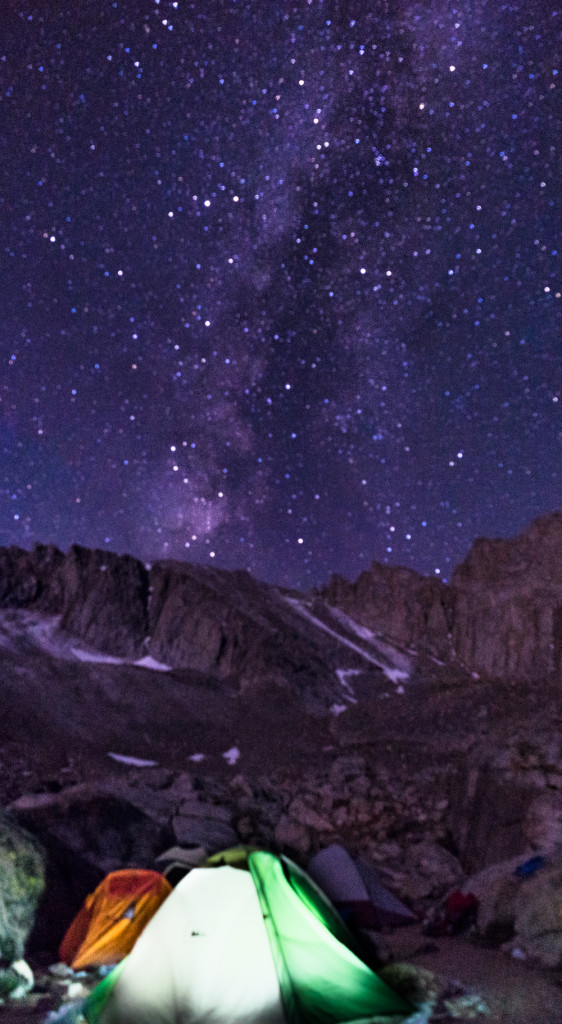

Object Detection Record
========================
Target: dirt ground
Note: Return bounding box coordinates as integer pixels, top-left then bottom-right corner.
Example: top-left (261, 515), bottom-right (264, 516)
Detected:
top-left (389, 923), bottom-right (562, 1023)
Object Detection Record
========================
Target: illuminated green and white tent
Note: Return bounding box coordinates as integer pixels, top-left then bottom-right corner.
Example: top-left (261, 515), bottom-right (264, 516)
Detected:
top-left (83, 850), bottom-right (415, 1024)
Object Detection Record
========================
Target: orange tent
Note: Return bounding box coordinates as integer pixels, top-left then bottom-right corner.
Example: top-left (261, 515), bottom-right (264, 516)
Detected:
top-left (59, 869), bottom-right (172, 970)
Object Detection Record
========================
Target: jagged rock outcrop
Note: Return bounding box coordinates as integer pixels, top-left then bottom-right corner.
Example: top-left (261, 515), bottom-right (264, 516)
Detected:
top-left (58, 547), bottom-right (149, 659)
top-left (320, 563), bottom-right (454, 659)
top-left (0, 544), bottom-right (148, 658)
top-left (451, 512), bottom-right (562, 680)
top-left (1, 512), bottom-right (560, 686)
top-left (453, 513), bottom-right (562, 591)
top-left (146, 561), bottom-right (330, 698)
top-left (321, 513), bottom-right (562, 682)
top-left (0, 546), bottom-right (354, 710)
top-left (0, 544), bottom-right (65, 613)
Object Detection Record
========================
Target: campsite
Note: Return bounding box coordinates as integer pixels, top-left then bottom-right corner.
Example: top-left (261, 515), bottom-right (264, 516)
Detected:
top-left (2, 830), bottom-right (562, 1023)
top-left (1, 519), bottom-right (562, 1022)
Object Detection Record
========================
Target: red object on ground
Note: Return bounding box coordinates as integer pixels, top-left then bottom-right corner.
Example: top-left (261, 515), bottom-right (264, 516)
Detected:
top-left (423, 890), bottom-right (479, 937)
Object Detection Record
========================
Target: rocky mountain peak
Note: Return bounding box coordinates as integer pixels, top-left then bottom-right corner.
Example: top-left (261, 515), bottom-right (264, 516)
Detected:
top-left (319, 512), bottom-right (562, 682)
top-left (452, 511), bottom-right (562, 591)
top-left (1, 511), bottom-right (561, 688)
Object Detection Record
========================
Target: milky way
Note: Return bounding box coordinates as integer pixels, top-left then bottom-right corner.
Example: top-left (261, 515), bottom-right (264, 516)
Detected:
top-left (1, 0), bottom-right (560, 588)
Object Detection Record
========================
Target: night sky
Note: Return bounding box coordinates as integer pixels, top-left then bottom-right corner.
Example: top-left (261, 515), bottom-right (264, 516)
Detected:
top-left (1, 0), bottom-right (560, 589)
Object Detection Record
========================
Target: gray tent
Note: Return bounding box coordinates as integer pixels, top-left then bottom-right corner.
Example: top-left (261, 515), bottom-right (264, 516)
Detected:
top-left (308, 845), bottom-right (417, 930)
top-left (154, 846), bottom-right (208, 886)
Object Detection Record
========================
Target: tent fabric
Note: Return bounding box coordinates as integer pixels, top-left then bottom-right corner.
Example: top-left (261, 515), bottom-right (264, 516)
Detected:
top-left (308, 846), bottom-right (370, 904)
top-left (204, 845), bottom-right (259, 868)
top-left (249, 852), bottom-right (413, 1023)
top-left (308, 846), bottom-right (416, 930)
top-left (84, 866), bottom-right (286, 1024)
top-left (59, 870), bottom-right (172, 970)
top-left (83, 852), bottom-right (414, 1024)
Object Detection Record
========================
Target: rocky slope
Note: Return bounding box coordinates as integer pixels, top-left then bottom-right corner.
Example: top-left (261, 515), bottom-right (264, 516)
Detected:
top-left (1, 511), bottom-right (562, 989)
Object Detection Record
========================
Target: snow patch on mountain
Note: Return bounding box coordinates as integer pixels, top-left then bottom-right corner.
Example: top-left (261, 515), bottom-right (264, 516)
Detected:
top-left (71, 646), bottom-right (123, 665)
top-left (327, 605), bottom-right (412, 676)
top-left (107, 753), bottom-right (159, 767)
top-left (335, 668), bottom-right (360, 703)
top-left (283, 597), bottom-right (411, 686)
top-left (0, 609), bottom-right (171, 671)
top-left (132, 655), bottom-right (172, 672)
top-left (70, 644), bottom-right (172, 671)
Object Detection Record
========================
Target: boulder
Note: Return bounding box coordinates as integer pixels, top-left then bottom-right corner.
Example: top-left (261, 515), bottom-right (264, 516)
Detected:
top-left (0, 959), bottom-right (34, 1001)
top-left (274, 815), bottom-right (311, 856)
top-left (328, 755), bottom-right (367, 787)
top-left (8, 784), bottom-right (171, 956)
top-left (523, 791), bottom-right (562, 852)
top-left (446, 765), bottom-right (535, 873)
top-left (172, 797), bottom-right (237, 851)
top-left (465, 846), bottom-right (562, 967)
top-left (0, 812), bottom-right (45, 962)
top-left (287, 798), bottom-right (333, 834)
top-left (380, 840), bottom-right (464, 904)
top-left (8, 785), bottom-right (170, 875)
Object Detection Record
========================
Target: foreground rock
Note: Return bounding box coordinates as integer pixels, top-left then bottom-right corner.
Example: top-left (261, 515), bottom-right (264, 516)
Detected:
top-left (7, 785), bottom-right (171, 956)
top-left (0, 813), bottom-right (45, 964)
top-left (2, 752), bottom-right (562, 1023)
top-left (0, 814), bottom-right (44, 1005)
top-left (465, 846), bottom-right (562, 968)
top-left (5, 753), bottom-right (465, 958)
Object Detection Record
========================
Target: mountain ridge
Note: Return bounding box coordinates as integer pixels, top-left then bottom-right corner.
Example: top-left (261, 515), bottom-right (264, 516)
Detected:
top-left (1, 510), bottom-right (561, 684)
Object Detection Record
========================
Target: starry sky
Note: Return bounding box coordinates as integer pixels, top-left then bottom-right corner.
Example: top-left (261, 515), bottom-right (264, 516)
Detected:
top-left (1, 0), bottom-right (560, 589)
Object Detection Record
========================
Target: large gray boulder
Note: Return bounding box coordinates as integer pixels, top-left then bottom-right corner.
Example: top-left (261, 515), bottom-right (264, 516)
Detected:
top-left (8, 784), bottom-right (171, 956)
top-left (464, 847), bottom-right (562, 967)
top-left (8, 784), bottom-right (171, 878)
top-left (0, 812), bottom-right (45, 962)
